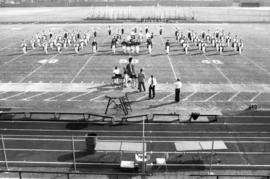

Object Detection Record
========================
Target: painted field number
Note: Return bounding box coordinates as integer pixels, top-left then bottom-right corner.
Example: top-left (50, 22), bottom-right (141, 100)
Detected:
top-left (119, 59), bottom-right (139, 64)
top-left (201, 59), bottom-right (223, 65)
top-left (38, 59), bottom-right (58, 64)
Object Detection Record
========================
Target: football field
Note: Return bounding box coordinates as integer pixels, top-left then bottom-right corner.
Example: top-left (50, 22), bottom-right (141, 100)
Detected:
top-left (0, 23), bottom-right (270, 113)
top-left (0, 22), bottom-right (270, 176)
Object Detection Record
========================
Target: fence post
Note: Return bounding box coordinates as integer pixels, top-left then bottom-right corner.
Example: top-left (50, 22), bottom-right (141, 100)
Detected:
top-left (67, 173), bottom-right (70, 179)
top-left (1, 135), bottom-right (8, 169)
top-left (19, 171), bottom-right (22, 179)
top-left (208, 139), bottom-right (215, 175)
top-left (71, 136), bottom-right (77, 172)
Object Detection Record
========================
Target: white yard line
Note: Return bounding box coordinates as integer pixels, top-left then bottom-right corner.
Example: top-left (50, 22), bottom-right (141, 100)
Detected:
top-left (89, 94), bottom-right (105, 101)
top-left (246, 39), bottom-right (270, 53)
top-left (0, 91), bottom-right (26, 101)
top-left (159, 92), bottom-right (174, 102)
top-left (66, 91), bottom-right (94, 101)
top-left (203, 92), bottom-right (220, 102)
top-left (155, 25), bottom-right (178, 80)
top-left (241, 55), bottom-right (270, 76)
top-left (136, 94), bottom-right (149, 101)
top-left (2, 49), bottom-right (35, 66)
top-left (203, 54), bottom-right (234, 86)
top-left (70, 36), bottom-right (111, 83)
top-left (20, 92), bottom-right (48, 101)
top-left (250, 92), bottom-right (262, 102)
top-left (18, 54), bottom-right (58, 83)
top-left (0, 42), bottom-right (17, 51)
top-left (43, 91), bottom-right (69, 102)
top-left (228, 91), bottom-right (240, 102)
top-left (182, 91), bottom-right (196, 101)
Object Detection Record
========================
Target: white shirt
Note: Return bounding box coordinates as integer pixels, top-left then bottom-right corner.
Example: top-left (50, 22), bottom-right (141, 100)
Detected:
top-left (175, 81), bottom-right (182, 89)
top-left (113, 68), bottom-right (120, 75)
top-left (148, 77), bottom-right (157, 86)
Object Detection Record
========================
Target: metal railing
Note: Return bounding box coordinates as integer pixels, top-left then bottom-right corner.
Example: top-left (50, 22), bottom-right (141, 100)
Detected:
top-left (0, 170), bottom-right (150, 179)
top-left (190, 174), bottom-right (270, 179)
top-left (0, 111), bottom-right (114, 123)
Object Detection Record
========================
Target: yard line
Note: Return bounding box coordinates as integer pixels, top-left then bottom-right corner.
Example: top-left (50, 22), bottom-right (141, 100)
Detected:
top-left (0, 91), bottom-right (26, 101)
top-left (89, 94), bottom-right (105, 101)
top-left (0, 33), bottom-right (20, 41)
top-left (66, 90), bottom-right (95, 101)
top-left (203, 92), bottom-right (220, 102)
top-left (20, 92), bottom-right (48, 101)
top-left (182, 91), bottom-right (196, 101)
top-left (70, 36), bottom-right (111, 83)
top-left (228, 91), bottom-right (240, 102)
top-left (203, 54), bottom-right (234, 86)
top-left (241, 55), bottom-right (270, 76)
top-left (155, 25), bottom-right (178, 80)
top-left (44, 91), bottom-right (69, 102)
top-left (245, 39), bottom-right (270, 53)
top-left (136, 94), bottom-right (149, 101)
top-left (159, 92), bottom-right (174, 102)
top-left (2, 49), bottom-right (35, 66)
top-left (18, 54), bottom-right (58, 83)
top-left (250, 92), bottom-right (262, 102)
top-left (0, 42), bottom-right (17, 51)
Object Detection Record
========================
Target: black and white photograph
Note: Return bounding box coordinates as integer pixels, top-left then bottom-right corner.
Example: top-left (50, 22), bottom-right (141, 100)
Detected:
top-left (0, 0), bottom-right (269, 178)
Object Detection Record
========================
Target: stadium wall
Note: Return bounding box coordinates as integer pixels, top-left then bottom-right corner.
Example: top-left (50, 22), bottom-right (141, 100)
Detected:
top-left (2, 0), bottom-right (270, 7)
top-left (4, 0), bottom-right (270, 7)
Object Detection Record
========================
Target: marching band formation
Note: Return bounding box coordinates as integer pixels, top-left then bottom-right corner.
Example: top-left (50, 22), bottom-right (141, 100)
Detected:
top-left (20, 25), bottom-right (244, 56)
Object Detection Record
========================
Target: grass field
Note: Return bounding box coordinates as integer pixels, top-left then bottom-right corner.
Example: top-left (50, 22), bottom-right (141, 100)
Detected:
top-left (0, 22), bottom-right (270, 177)
top-left (0, 23), bottom-right (270, 113)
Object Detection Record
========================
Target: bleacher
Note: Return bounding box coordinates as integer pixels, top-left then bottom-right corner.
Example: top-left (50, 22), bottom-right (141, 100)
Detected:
top-left (2, 0), bottom-right (270, 7)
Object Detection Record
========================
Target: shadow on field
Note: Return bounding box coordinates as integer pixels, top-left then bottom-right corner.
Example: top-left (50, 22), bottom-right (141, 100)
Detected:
top-left (150, 53), bottom-right (164, 57)
top-left (147, 101), bottom-right (175, 109)
top-left (66, 122), bottom-right (88, 130)
top-left (205, 52), bottom-right (219, 56)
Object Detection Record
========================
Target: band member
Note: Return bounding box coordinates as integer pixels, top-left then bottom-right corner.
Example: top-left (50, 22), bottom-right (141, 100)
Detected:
top-left (151, 32), bottom-right (154, 39)
top-left (138, 30), bottom-right (143, 43)
top-left (79, 40), bottom-right (85, 50)
top-left (93, 29), bottom-right (97, 38)
top-left (111, 36), bottom-right (117, 54)
top-left (30, 37), bottom-right (35, 49)
top-left (56, 42), bottom-right (62, 54)
top-left (237, 39), bottom-right (244, 55)
top-left (43, 41), bottom-right (48, 54)
top-left (21, 40), bottom-right (27, 54)
top-left (74, 43), bottom-right (80, 54)
top-left (159, 25), bottom-right (163, 35)
top-left (126, 41), bottom-right (131, 54)
top-left (121, 26), bottom-right (124, 35)
top-left (145, 25), bottom-right (149, 34)
top-left (92, 39), bottom-right (97, 53)
top-left (183, 40), bottom-right (189, 55)
top-left (202, 41), bottom-right (206, 54)
top-left (108, 25), bottom-right (112, 36)
top-left (121, 40), bottom-right (127, 54)
top-left (147, 38), bottom-right (153, 54)
top-left (135, 39), bottom-right (140, 54)
top-left (187, 29), bottom-right (192, 41)
top-left (226, 32), bottom-right (232, 47)
top-left (232, 35), bottom-right (238, 51)
top-left (165, 40), bottom-right (170, 55)
top-left (49, 40), bottom-right (54, 50)
top-left (175, 28), bottom-right (179, 41)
